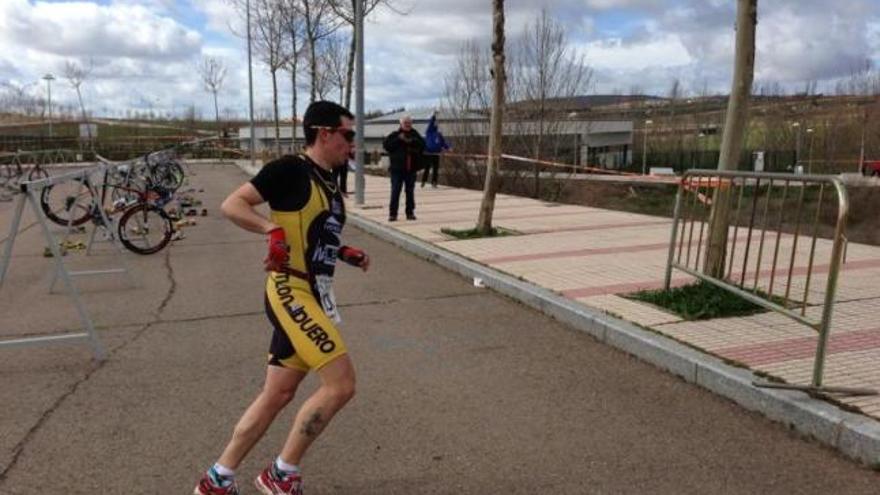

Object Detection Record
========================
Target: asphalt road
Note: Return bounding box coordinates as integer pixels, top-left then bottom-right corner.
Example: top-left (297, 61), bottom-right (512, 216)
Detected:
top-left (0, 164), bottom-right (878, 494)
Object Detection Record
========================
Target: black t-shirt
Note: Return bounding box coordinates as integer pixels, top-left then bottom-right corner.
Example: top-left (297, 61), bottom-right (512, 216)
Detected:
top-left (250, 154), bottom-right (336, 211)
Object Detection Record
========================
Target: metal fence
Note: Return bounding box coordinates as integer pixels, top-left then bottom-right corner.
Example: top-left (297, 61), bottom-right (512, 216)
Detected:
top-left (663, 169), bottom-right (874, 395)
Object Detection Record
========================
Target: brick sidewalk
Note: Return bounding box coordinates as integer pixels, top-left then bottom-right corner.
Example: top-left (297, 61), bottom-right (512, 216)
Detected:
top-left (348, 175), bottom-right (880, 419)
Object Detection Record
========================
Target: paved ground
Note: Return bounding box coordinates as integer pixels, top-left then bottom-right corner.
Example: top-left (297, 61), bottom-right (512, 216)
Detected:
top-left (347, 174), bottom-right (880, 420)
top-left (1, 164), bottom-right (879, 494)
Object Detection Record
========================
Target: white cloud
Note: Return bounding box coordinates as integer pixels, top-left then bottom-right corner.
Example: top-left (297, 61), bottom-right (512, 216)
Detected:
top-left (755, 6), bottom-right (870, 82)
top-left (191, 0), bottom-right (240, 36)
top-left (0, 0), bottom-right (201, 60)
top-left (578, 34), bottom-right (693, 71)
top-left (1, 0), bottom-right (879, 119)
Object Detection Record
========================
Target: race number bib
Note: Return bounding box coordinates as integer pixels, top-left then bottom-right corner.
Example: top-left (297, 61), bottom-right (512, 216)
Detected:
top-left (315, 274), bottom-right (341, 324)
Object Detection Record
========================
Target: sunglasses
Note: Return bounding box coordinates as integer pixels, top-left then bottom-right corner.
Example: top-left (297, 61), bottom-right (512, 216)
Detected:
top-left (311, 126), bottom-right (356, 143)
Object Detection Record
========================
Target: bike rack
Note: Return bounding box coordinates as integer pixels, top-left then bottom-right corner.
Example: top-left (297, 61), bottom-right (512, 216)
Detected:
top-left (0, 163), bottom-right (136, 361)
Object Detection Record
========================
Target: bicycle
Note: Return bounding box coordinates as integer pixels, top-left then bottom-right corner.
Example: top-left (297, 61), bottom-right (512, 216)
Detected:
top-left (1, 150), bottom-right (51, 194)
top-left (40, 150), bottom-right (184, 227)
top-left (39, 157), bottom-right (183, 255)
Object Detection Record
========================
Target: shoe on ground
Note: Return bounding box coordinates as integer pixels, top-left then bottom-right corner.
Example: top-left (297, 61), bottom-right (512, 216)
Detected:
top-left (255, 464), bottom-right (303, 495)
top-left (193, 472), bottom-right (240, 495)
top-left (388, 216), bottom-right (397, 222)
top-left (406, 214), bottom-right (417, 220)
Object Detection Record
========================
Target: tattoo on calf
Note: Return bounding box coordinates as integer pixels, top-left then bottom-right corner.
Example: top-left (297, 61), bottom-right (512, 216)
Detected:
top-left (301, 411), bottom-right (325, 437)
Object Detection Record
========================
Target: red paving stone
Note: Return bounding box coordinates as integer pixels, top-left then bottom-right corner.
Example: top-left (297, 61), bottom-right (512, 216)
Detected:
top-left (482, 242), bottom-right (672, 264)
top-left (557, 258), bottom-right (880, 300)
top-left (411, 208), bottom-right (601, 227)
top-left (529, 219), bottom-right (670, 235)
top-left (718, 327), bottom-right (880, 366)
top-left (562, 278), bottom-right (692, 298)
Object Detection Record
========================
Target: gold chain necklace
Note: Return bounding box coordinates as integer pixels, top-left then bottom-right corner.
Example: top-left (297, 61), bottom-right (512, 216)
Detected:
top-left (301, 154), bottom-right (339, 194)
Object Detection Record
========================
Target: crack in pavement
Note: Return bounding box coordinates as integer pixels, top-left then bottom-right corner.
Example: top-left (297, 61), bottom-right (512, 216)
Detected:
top-left (0, 265), bottom-right (481, 483)
top-left (0, 248), bottom-right (178, 485)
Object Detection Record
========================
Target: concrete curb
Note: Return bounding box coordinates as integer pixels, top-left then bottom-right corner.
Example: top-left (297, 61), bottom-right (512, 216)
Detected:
top-left (348, 213), bottom-right (880, 467)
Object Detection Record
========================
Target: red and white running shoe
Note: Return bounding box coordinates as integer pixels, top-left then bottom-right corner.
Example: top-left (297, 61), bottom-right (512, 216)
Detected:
top-left (255, 463), bottom-right (304, 495)
top-left (193, 470), bottom-right (240, 495)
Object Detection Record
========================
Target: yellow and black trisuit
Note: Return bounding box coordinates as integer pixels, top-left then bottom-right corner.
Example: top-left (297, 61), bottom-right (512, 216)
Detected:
top-left (251, 154), bottom-right (348, 371)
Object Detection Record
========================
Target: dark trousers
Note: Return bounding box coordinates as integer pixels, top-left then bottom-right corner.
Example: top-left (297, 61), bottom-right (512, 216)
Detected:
top-left (421, 154), bottom-right (440, 186)
top-left (333, 165), bottom-right (349, 193)
top-left (389, 169), bottom-right (416, 218)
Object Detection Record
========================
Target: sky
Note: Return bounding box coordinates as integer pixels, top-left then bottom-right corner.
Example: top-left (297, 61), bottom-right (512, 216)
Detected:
top-left (0, 0), bottom-right (878, 120)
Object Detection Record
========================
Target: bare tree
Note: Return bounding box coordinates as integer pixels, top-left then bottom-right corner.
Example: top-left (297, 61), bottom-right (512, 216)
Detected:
top-left (476, 0), bottom-right (506, 234)
top-left (507, 8), bottom-right (594, 197)
top-left (300, 0), bottom-right (344, 103)
top-left (0, 81), bottom-right (41, 116)
top-left (444, 40), bottom-right (493, 113)
top-left (229, 0), bottom-right (293, 156)
top-left (198, 56), bottom-right (228, 126)
top-left (704, 0), bottom-right (757, 277)
top-left (64, 59), bottom-right (94, 141)
top-left (442, 40), bottom-right (493, 188)
top-left (329, 0), bottom-right (397, 108)
top-left (281, 0), bottom-right (305, 150)
top-left (315, 33), bottom-right (349, 101)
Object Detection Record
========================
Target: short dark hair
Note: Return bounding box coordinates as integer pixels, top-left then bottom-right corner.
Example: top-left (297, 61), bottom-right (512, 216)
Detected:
top-left (302, 101), bottom-right (354, 146)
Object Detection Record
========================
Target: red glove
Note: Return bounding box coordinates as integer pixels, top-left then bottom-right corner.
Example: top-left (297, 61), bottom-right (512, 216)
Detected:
top-left (338, 245), bottom-right (366, 267)
top-left (264, 227), bottom-right (289, 272)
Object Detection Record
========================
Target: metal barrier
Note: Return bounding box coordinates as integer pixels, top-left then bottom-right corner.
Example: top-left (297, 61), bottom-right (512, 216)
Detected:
top-left (664, 169), bottom-right (875, 396)
top-left (0, 163), bottom-right (138, 360)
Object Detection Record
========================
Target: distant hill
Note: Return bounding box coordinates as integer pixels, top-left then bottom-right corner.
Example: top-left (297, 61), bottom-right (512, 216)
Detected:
top-left (507, 94), bottom-right (665, 112)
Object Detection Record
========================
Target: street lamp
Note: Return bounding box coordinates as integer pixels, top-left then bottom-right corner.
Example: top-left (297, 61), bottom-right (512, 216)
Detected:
top-left (354, 0), bottom-right (365, 204)
top-left (42, 73), bottom-right (55, 138)
top-left (246, 0), bottom-right (256, 168)
top-left (641, 119), bottom-right (653, 175)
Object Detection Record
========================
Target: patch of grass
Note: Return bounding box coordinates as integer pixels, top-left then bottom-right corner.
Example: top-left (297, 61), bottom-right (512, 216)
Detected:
top-left (440, 226), bottom-right (520, 240)
top-left (625, 280), bottom-right (777, 321)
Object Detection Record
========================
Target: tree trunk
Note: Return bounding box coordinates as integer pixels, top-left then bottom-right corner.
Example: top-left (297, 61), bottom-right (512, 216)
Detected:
top-left (213, 91), bottom-right (220, 125)
top-left (75, 87), bottom-right (92, 150)
top-left (309, 37), bottom-right (318, 104)
top-left (291, 64), bottom-right (298, 152)
top-left (476, 0), bottom-right (505, 234)
top-left (272, 69), bottom-right (281, 156)
top-left (703, 0), bottom-right (757, 277)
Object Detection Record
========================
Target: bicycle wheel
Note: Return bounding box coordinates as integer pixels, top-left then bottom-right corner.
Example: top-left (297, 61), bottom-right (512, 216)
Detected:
top-left (117, 204), bottom-right (173, 255)
top-left (151, 160), bottom-right (185, 191)
top-left (40, 179), bottom-right (94, 226)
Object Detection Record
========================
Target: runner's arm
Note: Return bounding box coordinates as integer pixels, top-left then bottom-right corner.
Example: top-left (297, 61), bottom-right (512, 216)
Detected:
top-left (221, 182), bottom-right (280, 234)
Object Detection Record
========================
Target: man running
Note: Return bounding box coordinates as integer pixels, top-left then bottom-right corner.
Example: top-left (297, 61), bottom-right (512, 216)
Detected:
top-left (194, 101), bottom-right (369, 495)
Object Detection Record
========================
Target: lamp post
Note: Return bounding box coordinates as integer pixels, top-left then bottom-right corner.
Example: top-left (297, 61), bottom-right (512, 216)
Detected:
top-left (42, 73), bottom-right (55, 138)
top-left (792, 121), bottom-right (801, 170)
top-left (641, 119), bottom-right (652, 175)
top-left (246, 0), bottom-right (256, 169)
top-left (354, 0), bottom-right (365, 205)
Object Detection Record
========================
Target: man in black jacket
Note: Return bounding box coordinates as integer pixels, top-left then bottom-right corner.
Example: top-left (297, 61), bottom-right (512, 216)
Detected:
top-left (383, 115), bottom-right (424, 221)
